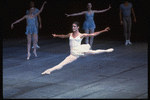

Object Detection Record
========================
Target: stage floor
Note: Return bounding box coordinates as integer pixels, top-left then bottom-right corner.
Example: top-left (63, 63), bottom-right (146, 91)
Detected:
top-left (3, 38), bottom-right (148, 99)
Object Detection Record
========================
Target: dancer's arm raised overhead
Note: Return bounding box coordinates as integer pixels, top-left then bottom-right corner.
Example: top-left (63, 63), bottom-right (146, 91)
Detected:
top-left (52, 33), bottom-right (71, 38)
top-left (65, 11), bottom-right (86, 17)
top-left (81, 27), bottom-right (110, 38)
top-left (33, 1), bottom-right (47, 17)
top-left (93, 4), bottom-right (111, 13)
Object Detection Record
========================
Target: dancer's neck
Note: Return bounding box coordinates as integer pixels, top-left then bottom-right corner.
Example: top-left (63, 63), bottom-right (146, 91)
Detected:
top-left (72, 31), bottom-right (79, 35)
top-left (87, 9), bottom-right (92, 11)
top-left (124, 2), bottom-right (129, 7)
top-left (31, 7), bottom-right (35, 9)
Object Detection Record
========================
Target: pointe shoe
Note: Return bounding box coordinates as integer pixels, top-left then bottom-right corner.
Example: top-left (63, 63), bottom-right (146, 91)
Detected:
top-left (32, 46), bottom-right (34, 49)
top-left (36, 45), bottom-right (40, 48)
top-left (41, 69), bottom-right (51, 75)
top-left (27, 53), bottom-right (31, 60)
top-left (33, 51), bottom-right (37, 57)
top-left (128, 40), bottom-right (132, 45)
top-left (106, 48), bottom-right (114, 52)
top-left (125, 40), bottom-right (128, 45)
top-left (32, 45), bottom-right (40, 49)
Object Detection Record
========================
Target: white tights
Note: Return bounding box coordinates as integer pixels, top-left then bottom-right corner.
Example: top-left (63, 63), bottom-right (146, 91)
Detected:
top-left (41, 48), bottom-right (113, 75)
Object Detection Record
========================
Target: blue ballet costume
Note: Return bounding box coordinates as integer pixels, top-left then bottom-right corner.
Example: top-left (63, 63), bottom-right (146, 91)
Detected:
top-left (25, 15), bottom-right (38, 35)
top-left (82, 11), bottom-right (96, 30)
top-left (26, 8), bottom-right (39, 32)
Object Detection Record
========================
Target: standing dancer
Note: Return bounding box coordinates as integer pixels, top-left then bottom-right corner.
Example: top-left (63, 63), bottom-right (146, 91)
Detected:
top-left (119, 1), bottom-right (136, 45)
top-left (65, 3), bottom-right (111, 49)
top-left (26, 1), bottom-right (42, 48)
top-left (11, 1), bottom-right (47, 60)
top-left (42, 22), bottom-right (114, 75)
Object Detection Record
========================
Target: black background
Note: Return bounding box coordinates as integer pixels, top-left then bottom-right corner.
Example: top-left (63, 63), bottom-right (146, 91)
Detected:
top-left (1, 0), bottom-right (149, 42)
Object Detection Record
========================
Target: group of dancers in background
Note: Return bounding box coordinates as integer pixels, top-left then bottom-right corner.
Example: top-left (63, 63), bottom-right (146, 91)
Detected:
top-left (11, 1), bottom-right (136, 75)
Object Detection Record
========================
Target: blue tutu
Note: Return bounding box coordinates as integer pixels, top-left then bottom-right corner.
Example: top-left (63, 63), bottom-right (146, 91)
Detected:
top-left (82, 11), bottom-right (96, 30)
top-left (25, 16), bottom-right (38, 35)
top-left (25, 26), bottom-right (38, 35)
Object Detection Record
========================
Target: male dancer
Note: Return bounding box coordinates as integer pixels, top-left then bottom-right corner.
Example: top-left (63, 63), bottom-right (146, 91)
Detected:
top-left (119, 1), bottom-right (136, 45)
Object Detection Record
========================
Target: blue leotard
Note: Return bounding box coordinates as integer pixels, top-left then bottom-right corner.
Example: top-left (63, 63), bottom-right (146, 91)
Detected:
top-left (25, 15), bottom-right (38, 35)
top-left (82, 11), bottom-right (96, 30)
top-left (26, 8), bottom-right (39, 29)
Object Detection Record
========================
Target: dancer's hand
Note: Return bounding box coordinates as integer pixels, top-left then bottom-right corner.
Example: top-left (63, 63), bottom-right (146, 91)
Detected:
top-left (121, 21), bottom-right (123, 25)
top-left (11, 24), bottom-right (14, 29)
top-left (134, 18), bottom-right (136, 23)
top-left (52, 34), bottom-right (56, 37)
top-left (43, 1), bottom-right (47, 5)
top-left (109, 4), bottom-right (111, 9)
top-left (65, 13), bottom-right (70, 17)
top-left (104, 27), bottom-right (110, 31)
top-left (39, 24), bottom-right (42, 29)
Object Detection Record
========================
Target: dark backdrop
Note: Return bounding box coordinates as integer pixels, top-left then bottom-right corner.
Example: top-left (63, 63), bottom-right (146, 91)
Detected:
top-left (1, 0), bottom-right (149, 42)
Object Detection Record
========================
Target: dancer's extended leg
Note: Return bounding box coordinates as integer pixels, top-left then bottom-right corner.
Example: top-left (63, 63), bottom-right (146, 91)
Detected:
top-left (84, 48), bottom-right (114, 56)
top-left (41, 54), bottom-right (79, 75)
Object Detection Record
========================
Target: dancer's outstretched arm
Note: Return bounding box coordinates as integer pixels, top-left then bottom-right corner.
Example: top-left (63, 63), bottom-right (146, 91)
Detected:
top-left (93, 4), bottom-right (111, 13)
top-left (81, 27), bottom-right (110, 38)
top-left (65, 11), bottom-right (86, 17)
top-left (52, 33), bottom-right (70, 38)
top-left (33, 1), bottom-right (47, 17)
top-left (11, 15), bottom-right (27, 29)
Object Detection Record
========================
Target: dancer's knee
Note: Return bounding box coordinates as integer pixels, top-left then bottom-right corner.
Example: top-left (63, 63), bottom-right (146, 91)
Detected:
top-left (27, 40), bottom-right (31, 44)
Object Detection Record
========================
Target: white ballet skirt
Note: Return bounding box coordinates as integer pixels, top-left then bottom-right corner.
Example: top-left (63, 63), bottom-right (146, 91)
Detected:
top-left (69, 33), bottom-right (91, 56)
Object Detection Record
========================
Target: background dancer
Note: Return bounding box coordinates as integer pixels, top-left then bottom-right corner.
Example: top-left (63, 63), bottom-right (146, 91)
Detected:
top-left (26, 1), bottom-right (42, 48)
top-left (119, 1), bottom-right (136, 45)
top-left (11, 1), bottom-right (47, 60)
top-left (65, 3), bottom-right (111, 49)
top-left (42, 22), bottom-right (113, 75)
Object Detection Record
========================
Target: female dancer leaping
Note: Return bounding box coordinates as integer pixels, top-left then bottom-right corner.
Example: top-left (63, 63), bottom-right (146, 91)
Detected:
top-left (42, 22), bottom-right (114, 75)
top-left (65, 3), bottom-right (111, 49)
top-left (11, 1), bottom-right (47, 60)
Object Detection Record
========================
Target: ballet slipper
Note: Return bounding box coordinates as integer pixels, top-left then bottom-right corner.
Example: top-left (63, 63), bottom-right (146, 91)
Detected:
top-left (27, 53), bottom-right (31, 60)
top-left (106, 48), bottom-right (114, 53)
top-left (41, 69), bottom-right (52, 75)
top-left (33, 51), bottom-right (37, 57)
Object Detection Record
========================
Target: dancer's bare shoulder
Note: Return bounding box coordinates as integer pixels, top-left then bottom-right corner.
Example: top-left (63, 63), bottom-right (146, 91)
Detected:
top-left (80, 33), bottom-right (85, 38)
top-left (68, 33), bottom-right (72, 36)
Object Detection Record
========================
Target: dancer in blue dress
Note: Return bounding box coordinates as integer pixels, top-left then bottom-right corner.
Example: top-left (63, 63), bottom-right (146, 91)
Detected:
top-left (26, 1), bottom-right (42, 48)
top-left (65, 3), bottom-right (111, 49)
top-left (11, 1), bottom-right (47, 60)
top-left (42, 22), bottom-right (114, 75)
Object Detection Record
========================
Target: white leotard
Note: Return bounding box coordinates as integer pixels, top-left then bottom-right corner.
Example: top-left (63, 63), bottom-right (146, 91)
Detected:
top-left (69, 33), bottom-right (83, 48)
top-left (69, 33), bottom-right (90, 56)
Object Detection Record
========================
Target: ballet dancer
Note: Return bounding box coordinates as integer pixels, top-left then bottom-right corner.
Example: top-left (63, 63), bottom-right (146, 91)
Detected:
top-left (119, 1), bottom-right (136, 45)
top-left (11, 1), bottom-right (47, 60)
top-left (42, 22), bottom-right (114, 75)
top-left (65, 3), bottom-right (111, 49)
top-left (26, 1), bottom-right (41, 48)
